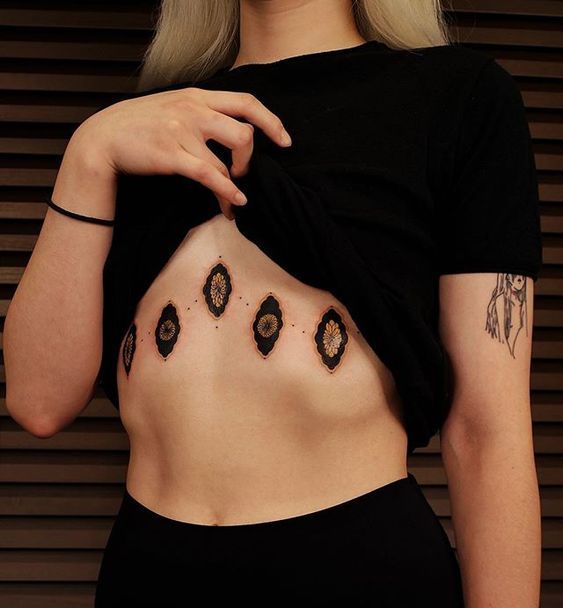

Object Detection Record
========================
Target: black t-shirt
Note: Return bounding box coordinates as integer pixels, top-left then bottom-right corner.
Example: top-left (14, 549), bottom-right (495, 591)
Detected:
top-left (99, 39), bottom-right (543, 454)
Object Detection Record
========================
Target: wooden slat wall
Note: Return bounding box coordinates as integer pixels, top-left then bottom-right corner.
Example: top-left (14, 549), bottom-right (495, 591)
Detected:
top-left (0, 2), bottom-right (561, 606)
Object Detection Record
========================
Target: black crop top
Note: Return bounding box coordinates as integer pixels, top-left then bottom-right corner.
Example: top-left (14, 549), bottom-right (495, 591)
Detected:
top-left (99, 39), bottom-right (543, 454)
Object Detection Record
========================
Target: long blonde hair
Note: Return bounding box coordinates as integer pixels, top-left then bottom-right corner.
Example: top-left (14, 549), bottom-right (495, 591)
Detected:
top-left (138, 0), bottom-right (454, 91)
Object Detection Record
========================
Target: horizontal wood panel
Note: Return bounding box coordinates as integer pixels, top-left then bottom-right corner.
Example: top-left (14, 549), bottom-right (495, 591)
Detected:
top-left (0, 583), bottom-right (94, 608)
top-left (0, 105), bottom-right (98, 123)
top-left (0, 483), bottom-right (122, 516)
top-left (0, 40), bottom-right (146, 62)
top-left (0, 7), bottom-right (153, 30)
top-left (0, 73), bottom-right (138, 94)
top-left (0, 451), bottom-right (128, 484)
top-left (455, 25), bottom-right (563, 48)
top-left (0, 551), bottom-right (102, 581)
top-left (0, 519), bottom-right (111, 549)
top-left (450, 0), bottom-right (563, 18)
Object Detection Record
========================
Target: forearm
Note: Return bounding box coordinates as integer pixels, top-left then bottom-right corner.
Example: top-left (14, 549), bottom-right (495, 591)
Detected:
top-left (4, 135), bottom-right (117, 435)
top-left (441, 428), bottom-right (541, 608)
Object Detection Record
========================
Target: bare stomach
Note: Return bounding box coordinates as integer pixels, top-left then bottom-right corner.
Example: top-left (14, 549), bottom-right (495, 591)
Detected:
top-left (117, 211), bottom-right (408, 526)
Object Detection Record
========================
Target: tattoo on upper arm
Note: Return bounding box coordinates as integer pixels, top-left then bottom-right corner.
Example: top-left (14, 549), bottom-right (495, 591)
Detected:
top-left (485, 273), bottom-right (528, 359)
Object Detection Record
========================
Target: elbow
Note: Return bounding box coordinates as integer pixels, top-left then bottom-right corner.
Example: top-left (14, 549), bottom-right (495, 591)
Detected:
top-left (4, 361), bottom-right (98, 438)
top-left (5, 387), bottom-right (70, 438)
top-left (8, 408), bottom-right (64, 438)
top-left (440, 413), bottom-right (504, 457)
top-left (440, 401), bottom-right (535, 464)
top-left (23, 417), bottom-right (63, 439)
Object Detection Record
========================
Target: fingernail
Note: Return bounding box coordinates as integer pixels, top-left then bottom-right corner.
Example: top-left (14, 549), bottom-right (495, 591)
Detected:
top-left (234, 191), bottom-right (247, 204)
top-left (280, 130), bottom-right (292, 146)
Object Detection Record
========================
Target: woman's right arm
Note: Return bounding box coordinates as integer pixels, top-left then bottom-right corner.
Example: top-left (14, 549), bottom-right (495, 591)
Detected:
top-left (4, 87), bottom-right (292, 437)
top-left (4, 140), bottom-right (117, 437)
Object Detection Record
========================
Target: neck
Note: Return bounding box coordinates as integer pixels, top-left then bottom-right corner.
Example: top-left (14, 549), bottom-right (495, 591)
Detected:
top-left (231, 0), bottom-right (366, 69)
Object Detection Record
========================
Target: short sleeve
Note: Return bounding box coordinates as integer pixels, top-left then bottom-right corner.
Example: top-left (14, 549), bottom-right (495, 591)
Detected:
top-left (437, 57), bottom-right (543, 282)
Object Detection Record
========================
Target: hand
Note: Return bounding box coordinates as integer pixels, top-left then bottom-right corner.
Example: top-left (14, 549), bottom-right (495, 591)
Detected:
top-left (70, 87), bottom-right (293, 220)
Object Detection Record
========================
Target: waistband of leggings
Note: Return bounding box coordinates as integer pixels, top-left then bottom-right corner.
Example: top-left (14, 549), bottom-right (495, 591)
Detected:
top-left (119, 472), bottom-right (419, 538)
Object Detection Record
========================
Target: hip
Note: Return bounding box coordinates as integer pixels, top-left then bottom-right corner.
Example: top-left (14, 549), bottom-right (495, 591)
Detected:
top-left (95, 472), bottom-right (465, 607)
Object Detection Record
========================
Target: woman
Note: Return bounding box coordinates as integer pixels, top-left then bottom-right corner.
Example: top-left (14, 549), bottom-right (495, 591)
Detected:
top-left (4, 0), bottom-right (542, 606)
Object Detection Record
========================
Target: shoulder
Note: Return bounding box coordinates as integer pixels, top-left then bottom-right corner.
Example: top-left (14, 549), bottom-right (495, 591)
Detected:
top-left (416, 44), bottom-right (519, 96)
top-left (433, 46), bottom-right (524, 118)
top-left (398, 44), bottom-right (523, 120)
top-left (401, 44), bottom-right (480, 81)
top-left (406, 43), bottom-right (492, 75)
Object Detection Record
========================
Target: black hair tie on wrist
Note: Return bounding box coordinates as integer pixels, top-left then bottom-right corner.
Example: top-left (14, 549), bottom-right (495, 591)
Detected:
top-left (47, 198), bottom-right (115, 226)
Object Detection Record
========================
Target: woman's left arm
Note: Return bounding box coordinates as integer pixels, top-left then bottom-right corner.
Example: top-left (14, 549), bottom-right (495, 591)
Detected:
top-left (438, 272), bottom-right (541, 608)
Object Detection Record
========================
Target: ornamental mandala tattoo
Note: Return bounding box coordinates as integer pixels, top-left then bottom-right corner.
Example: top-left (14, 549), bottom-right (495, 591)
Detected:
top-left (203, 261), bottom-right (233, 318)
top-left (155, 300), bottom-right (181, 360)
top-left (122, 322), bottom-right (136, 377)
top-left (252, 293), bottom-right (284, 358)
top-left (485, 273), bottom-right (528, 359)
top-left (314, 307), bottom-right (348, 372)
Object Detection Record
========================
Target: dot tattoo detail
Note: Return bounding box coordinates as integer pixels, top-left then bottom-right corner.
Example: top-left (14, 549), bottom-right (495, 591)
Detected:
top-left (122, 322), bottom-right (137, 377)
top-left (252, 293), bottom-right (284, 358)
top-left (314, 307), bottom-right (349, 372)
top-left (203, 261), bottom-right (233, 318)
top-left (155, 300), bottom-right (181, 360)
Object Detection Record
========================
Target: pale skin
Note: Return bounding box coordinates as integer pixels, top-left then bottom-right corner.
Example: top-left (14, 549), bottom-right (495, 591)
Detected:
top-left (3, 0), bottom-right (540, 606)
top-left (439, 273), bottom-right (541, 607)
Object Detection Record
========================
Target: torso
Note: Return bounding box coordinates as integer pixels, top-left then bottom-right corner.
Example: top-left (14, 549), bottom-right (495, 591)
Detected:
top-left (118, 212), bottom-right (408, 525)
top-left (108, 42), bottom-right (488, 524)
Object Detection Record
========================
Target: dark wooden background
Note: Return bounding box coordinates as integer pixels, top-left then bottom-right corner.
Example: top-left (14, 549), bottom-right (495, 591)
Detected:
top-left (0, 2), bottom-right (561, 606)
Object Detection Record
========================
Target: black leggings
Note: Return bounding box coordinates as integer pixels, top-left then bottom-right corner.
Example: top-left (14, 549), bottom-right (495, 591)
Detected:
top-left (95, 472), bottom-right (465, 607)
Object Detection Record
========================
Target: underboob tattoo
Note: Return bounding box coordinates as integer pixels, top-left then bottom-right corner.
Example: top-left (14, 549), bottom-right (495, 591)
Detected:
top-left (203, 261), bottom-right (233, 318)
top-left (314, 307), bottom-right (349, 372)
top-left (252, 293), bottom-right (284, 358)
top-left (155, 300), bottom-right (181, 360)
top-left (122, 322), bottom-right (137, 377)
top-left (144, 268), bottom-right (354, 372)
top-left (485, 273), bottom-right (528, 359)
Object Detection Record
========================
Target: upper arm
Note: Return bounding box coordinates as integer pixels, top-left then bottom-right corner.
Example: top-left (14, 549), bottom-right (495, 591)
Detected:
top-left (435, 57), bottom-right (542, 444)
top-left (438, 272), bottom-right (535, 443)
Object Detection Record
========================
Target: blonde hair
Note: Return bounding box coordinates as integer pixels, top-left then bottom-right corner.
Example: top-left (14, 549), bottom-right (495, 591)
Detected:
top-left (138, 0), bottom-right (454, 91)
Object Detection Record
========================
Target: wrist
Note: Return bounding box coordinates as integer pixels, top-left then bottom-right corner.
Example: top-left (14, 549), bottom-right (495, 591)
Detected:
top-left (52, 130), bottom-right (117, 220)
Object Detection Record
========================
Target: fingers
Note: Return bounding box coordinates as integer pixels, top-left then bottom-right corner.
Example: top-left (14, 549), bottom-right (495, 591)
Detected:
top-left (217, 194), bottom-right (236, 221)
top-left (199, 89), bottom-right (292, 152)
top-left (231, 123), bottom-right (254, 177)
top-left (172, 146), bottom-right (247, 220)
top-left (152, 87), bottom-right (293, 220)
top-left (191, 141), bottom-right (241, 220)
top-left (198, 112), bottom-right (255, 177)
